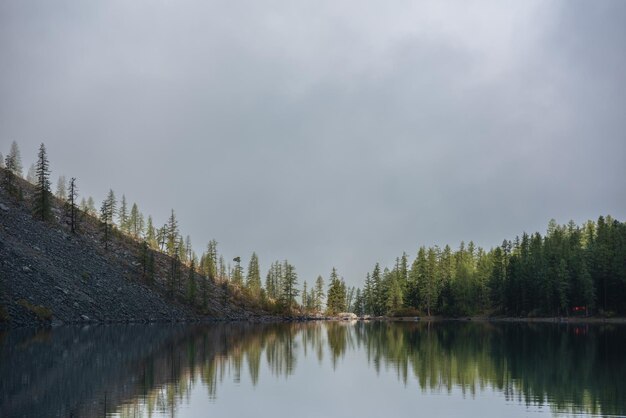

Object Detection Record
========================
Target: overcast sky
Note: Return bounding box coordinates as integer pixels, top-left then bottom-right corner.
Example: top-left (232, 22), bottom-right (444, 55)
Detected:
top-left (1, 0), bottom-right (625, 287)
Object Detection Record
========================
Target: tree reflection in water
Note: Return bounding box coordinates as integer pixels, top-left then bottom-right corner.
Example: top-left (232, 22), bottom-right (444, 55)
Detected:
top-left (1, 321), bottom-right (624, 417)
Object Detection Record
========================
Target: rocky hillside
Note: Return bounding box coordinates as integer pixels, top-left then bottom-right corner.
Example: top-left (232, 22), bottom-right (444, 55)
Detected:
top-left (0, 171), bottom-right (264, 328)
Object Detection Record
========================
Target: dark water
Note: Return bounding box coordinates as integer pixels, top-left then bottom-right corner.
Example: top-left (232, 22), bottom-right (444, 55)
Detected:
top-left (1, 321), bottom-right (625, 418)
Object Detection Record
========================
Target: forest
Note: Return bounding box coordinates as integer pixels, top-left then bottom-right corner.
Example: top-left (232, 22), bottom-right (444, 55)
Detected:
top-left (2, 140), bottom-right (625, 317)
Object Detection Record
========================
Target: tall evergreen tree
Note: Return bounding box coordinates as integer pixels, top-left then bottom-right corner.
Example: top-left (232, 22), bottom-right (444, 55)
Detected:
top-left (67, 177), bottom-right (78, 233)
top-left (281, 261), bottom-right (299, 311)
top-left (33, 143), bottom-right (52, 221)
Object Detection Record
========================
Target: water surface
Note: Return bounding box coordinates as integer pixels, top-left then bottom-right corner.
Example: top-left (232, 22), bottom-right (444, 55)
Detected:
top-left (1, 321), bottom-right (624, 417)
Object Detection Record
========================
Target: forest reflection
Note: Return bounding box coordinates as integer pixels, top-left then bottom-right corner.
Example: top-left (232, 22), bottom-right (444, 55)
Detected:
top-left (113, 321), bottom-right (625, 417)
top-left (1, 321), bottom-right (624, 417)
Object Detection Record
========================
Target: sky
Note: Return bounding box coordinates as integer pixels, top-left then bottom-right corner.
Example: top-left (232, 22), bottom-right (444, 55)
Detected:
top-left (1, 0), bottom-right (625, 287)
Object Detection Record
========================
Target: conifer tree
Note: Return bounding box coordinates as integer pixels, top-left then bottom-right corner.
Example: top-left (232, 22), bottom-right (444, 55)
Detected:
top-left (67, 177), bottom-right (78, 233)
top-left (166, 209), bottom-right (179, 256)
top-left (145, 216), bottom-right (157, 248)
top-left (281, 261), bottom-right (298, 311)
top-left (100, 190), bottom-right (116, 249)
top-left (26, 163), bottom-right (36, 184)
top-left (85, 196), bottom-right (96, 217)
top-left (3, 153), bottom-right (18, 196)
top-left (188, 258), bottom-right (197, 303)
top-left (8, 141), bottom-right (22, 177)
top-left (0, 152), bottom-right (3, 169)
top-left (314, 275), bottom-right (325, 312)
top-left (128, 203), bottom-right (144, 238)
top-left (33, 143), bottom-right (52, 221)
top-left (56, 175), bottom-right (67, 200)
top-left (232, 256), bottom-right (243, 287)
top-left (246, 252), bottom-right (262, 297)
top-left (119, 195), bottom-right (129, 232)
top-left (302, 281), bottom-right (308, 310)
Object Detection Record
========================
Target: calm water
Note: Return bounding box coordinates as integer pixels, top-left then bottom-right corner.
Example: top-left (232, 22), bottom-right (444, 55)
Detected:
top-left (1, 321), bottom-right (625, 417)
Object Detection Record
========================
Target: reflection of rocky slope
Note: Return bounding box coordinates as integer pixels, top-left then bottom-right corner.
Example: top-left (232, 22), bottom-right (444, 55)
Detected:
top-left (0, 172), bottom-right (260, 327)
top-left (0, 323), bottom-right (263, 417)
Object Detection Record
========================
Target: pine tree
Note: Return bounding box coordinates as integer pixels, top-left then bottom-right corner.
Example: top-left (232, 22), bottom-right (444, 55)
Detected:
top-left (0, 152), bottom-right (3, 169)
top-left (246, 252), bottom-right (262, 297)
top-left (56, 175), bottom-right (67, 200)
top-left (33, 143), bottom-right (52, 221)
top-left (8, 141), bottom-right (22, 177)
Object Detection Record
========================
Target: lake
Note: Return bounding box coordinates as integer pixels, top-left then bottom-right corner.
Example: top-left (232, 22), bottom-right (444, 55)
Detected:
top-left (1, 321), bottom-right (624, 417)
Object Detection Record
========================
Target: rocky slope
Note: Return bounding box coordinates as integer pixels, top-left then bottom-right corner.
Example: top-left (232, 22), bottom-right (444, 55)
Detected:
top-left (0, 171), bottom-right (263, 327)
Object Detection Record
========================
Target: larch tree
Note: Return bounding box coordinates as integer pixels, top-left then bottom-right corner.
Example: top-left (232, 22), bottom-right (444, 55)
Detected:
top-left (8, 141), bottom-right (23, 177)
top-left (26, 163), bottom-right (36, 184)
top-left (145, 216), bottom-right (157, 248)
top-left (100, 189), bottom-right (116, 249)
top-left (33, 143), bottom-right (52, 221)
top-left (56, 175), bottom-right (67, 201)
top-left (314, 275), bottom-right (325, 312)
top-left (118, 195), bottom-right (129, 233)
top-left (246, 252), bottom-right (262, 297)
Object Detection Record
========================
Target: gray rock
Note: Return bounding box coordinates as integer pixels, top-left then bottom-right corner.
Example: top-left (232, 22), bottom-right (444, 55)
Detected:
top-left (0, 203), bottom-right (8, 211)
top-left (81, 314), bottom-right (90, 321)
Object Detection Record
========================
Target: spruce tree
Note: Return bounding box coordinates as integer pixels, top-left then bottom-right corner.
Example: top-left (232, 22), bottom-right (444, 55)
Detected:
top-left (281, 261), bottom-right (298, 312)
top-left (33, 143), bottom-right (52, 221)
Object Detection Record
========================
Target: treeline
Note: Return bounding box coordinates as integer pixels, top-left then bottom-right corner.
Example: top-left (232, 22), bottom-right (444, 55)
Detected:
top-left (3, 141), bottom-right (625, 317)
top-left (353, 217), bottom-right (626, 317)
